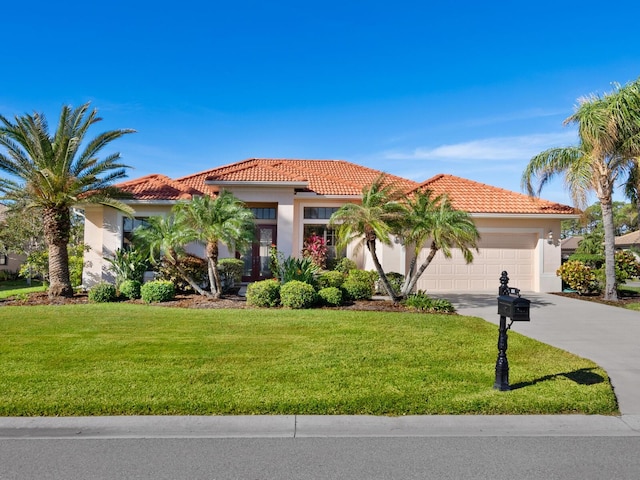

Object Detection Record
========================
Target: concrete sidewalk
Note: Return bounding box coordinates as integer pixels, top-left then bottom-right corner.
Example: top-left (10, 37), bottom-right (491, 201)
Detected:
top-left (0, 415), bottom-right (639, 438)
top-left (439, 291), bottom-right (640, 415)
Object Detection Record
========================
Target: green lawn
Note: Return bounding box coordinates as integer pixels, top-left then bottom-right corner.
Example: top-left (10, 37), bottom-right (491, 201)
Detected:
top-left (0, 304), bottom-right (618, 416)
top-left (0, 279), bottom-right (46, 299)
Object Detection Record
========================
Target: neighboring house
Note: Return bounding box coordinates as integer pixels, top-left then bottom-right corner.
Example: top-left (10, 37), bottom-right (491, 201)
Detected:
top-left (0, 204), bottom-right (26, 276)
top-left (615, 231), bottom-right (640, 250)
top-left (82, 158), bottom-right (578, 293)
top-left (561, 236), bottom-right (583, 260)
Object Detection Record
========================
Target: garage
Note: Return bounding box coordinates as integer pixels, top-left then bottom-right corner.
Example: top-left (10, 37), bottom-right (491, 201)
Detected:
top-left (416, 233), bottom-right (538, 292)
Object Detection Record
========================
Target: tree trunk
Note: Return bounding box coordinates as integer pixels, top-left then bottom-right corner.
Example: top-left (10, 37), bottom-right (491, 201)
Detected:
top-left (206, 242), bottom-right (222, 299)
top-left (401, 243), bottom-right (439, 297)
top-left (600, 198), bottom-right (618, 301)
top-left (42, 206), bottom-right (73, 298)
top-left (167, 248), bottom-right (213, 298)
top-left (366, 238), bottom-right (401, 303)
top-left (401, 253), bottom-right (418, 295)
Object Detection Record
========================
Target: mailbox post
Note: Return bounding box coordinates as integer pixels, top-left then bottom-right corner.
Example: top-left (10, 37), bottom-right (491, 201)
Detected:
top-left (494, 271), bottom-right (530, 391)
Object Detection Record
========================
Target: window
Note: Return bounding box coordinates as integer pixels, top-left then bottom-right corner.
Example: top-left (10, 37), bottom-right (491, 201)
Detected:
top-left (303, 225), bottom-right (342, 260)
top-left (303, 207), bottom-right (339, 220)
top-left (0, 253), bottom-right (6, 265)
top-left (123, 217), bottom-right (149, 249)
top-left (250, 207), bottom-right (276, 220)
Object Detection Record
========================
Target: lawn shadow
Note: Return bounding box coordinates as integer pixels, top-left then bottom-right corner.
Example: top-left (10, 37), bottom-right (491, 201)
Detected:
top-left (510, 367), bottom-right (605, 390)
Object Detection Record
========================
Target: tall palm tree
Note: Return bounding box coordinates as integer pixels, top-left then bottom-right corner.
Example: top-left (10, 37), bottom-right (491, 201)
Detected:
top-left (132, 214), bottom-right (211, 297)
top-left (0, 103), bottom-right (134, 297)
top-left (400, 190), bottom-right (479, 296)
top-left (522, 79), bottom-right (640, 301)
top-left (173, 191), bottom-right (255, 298)
top-left (329, 175), bottom-right (407, 302)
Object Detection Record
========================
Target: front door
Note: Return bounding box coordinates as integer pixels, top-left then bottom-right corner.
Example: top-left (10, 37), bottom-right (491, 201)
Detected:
top-left (242, 225), bottom-right (277, 282)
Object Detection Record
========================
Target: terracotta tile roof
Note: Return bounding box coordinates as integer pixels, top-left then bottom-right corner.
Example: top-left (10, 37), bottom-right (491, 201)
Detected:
top-left (116, 174), bottom-right (204, 201)
top-left (412, 174), bottom-right (577, 215)
top-left (176, 159), bottom-right (419, 196)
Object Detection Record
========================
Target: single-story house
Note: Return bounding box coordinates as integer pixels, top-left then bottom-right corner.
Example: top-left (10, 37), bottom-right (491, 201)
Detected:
top-left (561, 236), bottom-right (583, 260)
top-left (615, 231), bottom-right (640, 250)
top-left (82, 158), bottom-right (578, 293)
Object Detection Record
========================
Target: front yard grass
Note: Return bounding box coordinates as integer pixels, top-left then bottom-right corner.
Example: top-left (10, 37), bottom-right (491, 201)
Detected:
top-left (0, 280), bottom-right (46, 299)
top-left (0, 304), bottom-right (618, 416)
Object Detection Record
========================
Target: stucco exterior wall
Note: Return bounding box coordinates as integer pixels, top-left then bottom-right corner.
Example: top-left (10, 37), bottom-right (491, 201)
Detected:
top-left (82, 204), bottom-right (173, 287)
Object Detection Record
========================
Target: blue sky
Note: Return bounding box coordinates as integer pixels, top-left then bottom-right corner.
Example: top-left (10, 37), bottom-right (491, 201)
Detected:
top-left (2, 0), bottom-right (640, 205)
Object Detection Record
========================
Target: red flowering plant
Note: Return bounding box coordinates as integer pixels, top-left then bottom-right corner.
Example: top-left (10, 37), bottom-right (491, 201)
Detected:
top-left (302, 234), bottom-right (328, 269)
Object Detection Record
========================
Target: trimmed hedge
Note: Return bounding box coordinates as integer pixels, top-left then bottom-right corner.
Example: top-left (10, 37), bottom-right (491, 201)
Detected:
top-left (318, 286), bottom-right (343, 306)
top-left (88, 282), bottom-right (117, 303)
top-left (246, 279), bottom-right (280, 307)
top-left (342, 278), bottom-right (373, 300)
top-left (318, 270), bottom-right (345, 289)
top-left (141, 280), bottom-right (176, 303)
top-left (119, 279), bottom-right (142, 300)
top-left (280, 280), bottom-right (317, 309)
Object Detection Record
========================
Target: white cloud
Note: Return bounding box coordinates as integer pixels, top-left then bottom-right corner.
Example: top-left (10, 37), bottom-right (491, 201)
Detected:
top-left (384, 131), bottom-right (578, 162)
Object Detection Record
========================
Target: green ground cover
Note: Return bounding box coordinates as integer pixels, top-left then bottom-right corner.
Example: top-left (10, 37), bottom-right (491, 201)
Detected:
top-left (0, 304), bottom-right (618, 416)
top-left (0, 280), bottom-right (46, 299)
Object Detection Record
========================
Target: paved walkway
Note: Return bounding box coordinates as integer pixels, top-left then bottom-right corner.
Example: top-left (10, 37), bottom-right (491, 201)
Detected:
top-left (438, 291), bottom-right (640, 415)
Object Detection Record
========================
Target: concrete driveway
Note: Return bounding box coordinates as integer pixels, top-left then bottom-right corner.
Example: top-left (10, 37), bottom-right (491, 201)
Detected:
top-left (437, 291), bottom-right (640, 415)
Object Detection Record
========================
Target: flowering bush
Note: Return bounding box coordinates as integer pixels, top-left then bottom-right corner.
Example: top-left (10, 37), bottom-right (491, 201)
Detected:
top-left (302, 234), bottom-right (328, 268)
top-left (556, 260), bottom-right (600, 294)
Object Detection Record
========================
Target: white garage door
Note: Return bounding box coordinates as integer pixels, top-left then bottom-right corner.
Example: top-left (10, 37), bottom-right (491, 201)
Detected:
top-left (416, 233), bottom-right (537, 292)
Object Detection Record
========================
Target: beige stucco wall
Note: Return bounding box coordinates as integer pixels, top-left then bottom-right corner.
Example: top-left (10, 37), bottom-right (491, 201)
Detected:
top-left (83, 204), bottom-right (173, 287)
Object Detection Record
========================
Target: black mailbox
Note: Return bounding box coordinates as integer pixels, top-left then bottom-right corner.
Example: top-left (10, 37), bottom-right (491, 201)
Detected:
top-left (497, 295), bottom-right (530, 321)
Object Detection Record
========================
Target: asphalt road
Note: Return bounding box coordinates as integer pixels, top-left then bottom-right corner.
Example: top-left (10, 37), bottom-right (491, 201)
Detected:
top-left (2, 436), bottom-right (640, 480)
top-left (1, 416), bottom-right (639, 479)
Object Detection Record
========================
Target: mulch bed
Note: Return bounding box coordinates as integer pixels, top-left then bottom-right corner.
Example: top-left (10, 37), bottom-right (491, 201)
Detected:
top-left (0, 291), bottom-right (407, 312)
top-left (552, 290), bottom-right (640, 307)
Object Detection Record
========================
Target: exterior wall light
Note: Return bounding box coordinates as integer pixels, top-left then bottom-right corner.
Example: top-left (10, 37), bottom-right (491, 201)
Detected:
top-left (547, 230), bottom-right (553, 244)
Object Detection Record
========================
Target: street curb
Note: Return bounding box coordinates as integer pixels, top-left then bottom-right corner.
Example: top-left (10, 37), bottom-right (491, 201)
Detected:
top-left (0, 415), bottom-right (639, 439)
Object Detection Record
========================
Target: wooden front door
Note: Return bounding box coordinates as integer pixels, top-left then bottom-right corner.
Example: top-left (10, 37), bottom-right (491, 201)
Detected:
top-left (242, 225), bottom-right (277, 282)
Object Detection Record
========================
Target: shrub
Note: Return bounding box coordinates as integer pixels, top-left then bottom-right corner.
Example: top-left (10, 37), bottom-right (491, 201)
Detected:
top-left (140, 280), bottom-right (176, 303)
top-left (0, 270), bottom-right (17, 281)
top-left (318, 286), bottom-right (343, 306)
top-left (119, 279), bottom-right (142, 300)
top-left (342, 278), bottom-right (373, 300)
top-left (88, 282), bottom-right (117, 303)
top-left (347, 269), bottom-right (377, 289)
top-left (615, 250), bottom-right (640, 282)
top-left (318, 270), bottom-right (345, 289)
top-left (280, 280), bottom-right (317, 309)
top-left (568, 253), bottom-right (604, 269)
top-left (557, 260), bottom-right (600, 294)
top-left (302, 234), bottom-right (328, 269)
top-left (277, 255), bottom-right (320, 286)
top-left (107, 248), bottom-right (148, 285)
top-left (246, 279), bottom-right (281, 307)
top-left (403, 291), bottom-right (455, 313)
top-left (333, 257), bottom-right (357, 274)
top-left (158, 254), bottom-right (208, 293)
top-left (375, 271), bottom-right (404, 295)
top-left (218, 258), bottom-right (244, 292)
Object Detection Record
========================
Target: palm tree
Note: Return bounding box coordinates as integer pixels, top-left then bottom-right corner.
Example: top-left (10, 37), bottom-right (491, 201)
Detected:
top-left (173, 191), bottom-right (254, 298)
top-left (0, 103), bottom-right (134, 297)
top-left (329, 175), bottom-right (407, 302)
top-left (133, 215), bottom-right (211, 297)
top-left (522, 79), bottom-right (640, 301)
top-left (400, 190), bottom-right (480, 296)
